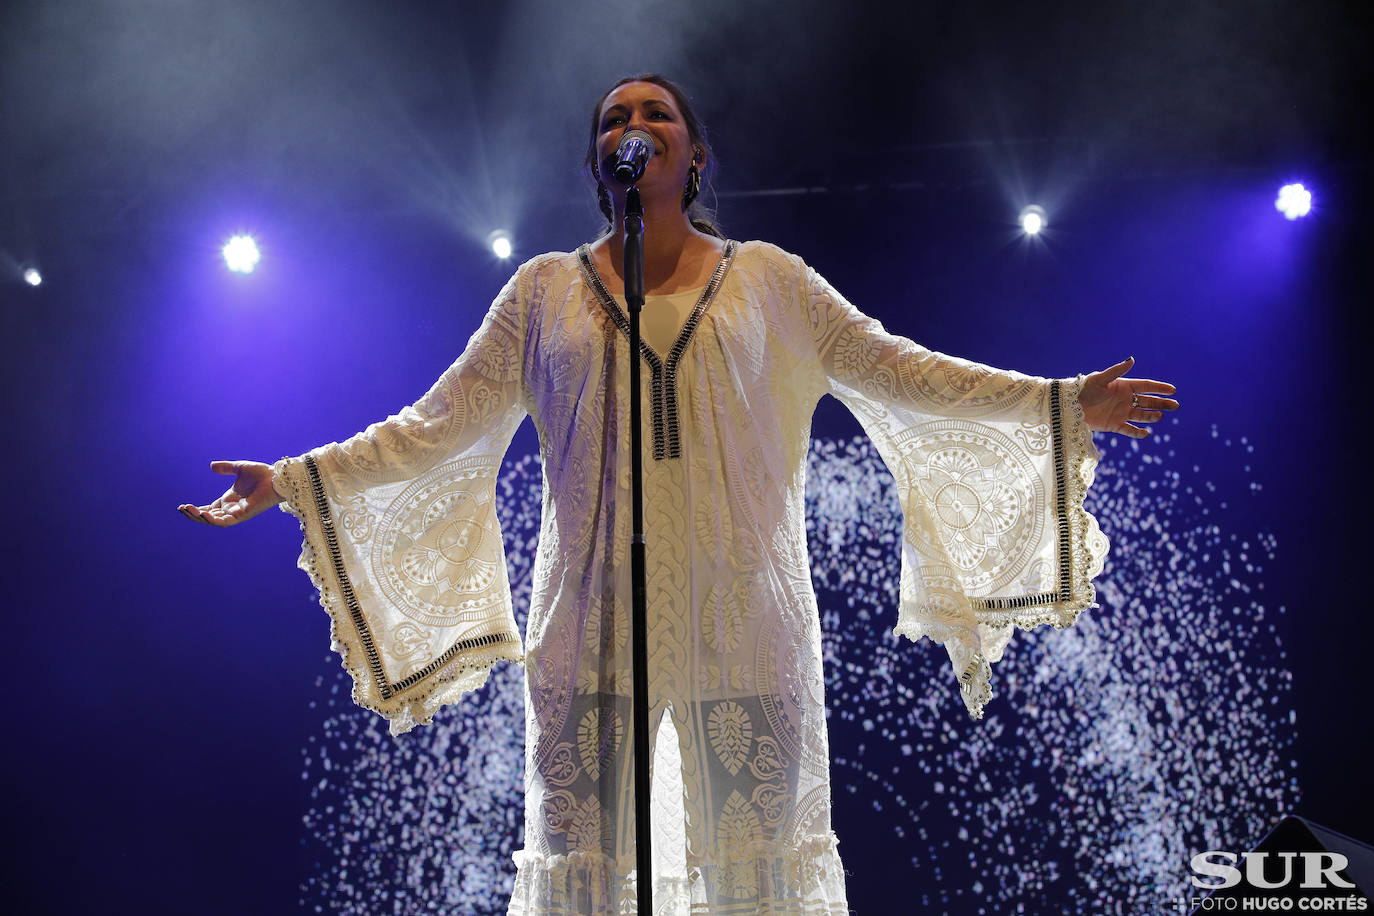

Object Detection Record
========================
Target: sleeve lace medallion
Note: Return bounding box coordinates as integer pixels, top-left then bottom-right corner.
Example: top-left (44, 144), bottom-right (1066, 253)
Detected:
top-left (270, 258), bottom-right (552, 736)
top-left (793, 249), bottom-right (1110, 719)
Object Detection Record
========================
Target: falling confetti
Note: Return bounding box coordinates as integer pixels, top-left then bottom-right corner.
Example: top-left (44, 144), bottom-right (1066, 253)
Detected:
top-left (299, 419), bottom-right (1297, 914)
top-left (297, 455), bottom-right (541, 916)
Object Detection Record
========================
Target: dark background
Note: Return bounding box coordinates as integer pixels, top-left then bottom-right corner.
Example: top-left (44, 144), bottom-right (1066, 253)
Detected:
top-left (2, 0), bottom-right (1369, 912)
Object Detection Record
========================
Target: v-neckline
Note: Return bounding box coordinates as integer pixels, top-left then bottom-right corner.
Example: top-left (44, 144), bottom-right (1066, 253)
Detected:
top-left (576, 241), bottom-right (738, 367)
top-left (575, 240), bottom-right (738, 461)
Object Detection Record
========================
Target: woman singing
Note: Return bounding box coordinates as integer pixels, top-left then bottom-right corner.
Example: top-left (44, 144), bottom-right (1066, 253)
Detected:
top-left (180, 74), bottom-right (1177, 915)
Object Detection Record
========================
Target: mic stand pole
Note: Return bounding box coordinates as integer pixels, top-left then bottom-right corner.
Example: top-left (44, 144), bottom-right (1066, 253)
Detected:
top-left (623, 183), bottom-right (654, 916)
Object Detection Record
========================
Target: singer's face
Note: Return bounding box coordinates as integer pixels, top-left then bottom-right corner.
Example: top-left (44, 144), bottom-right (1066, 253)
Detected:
top-left (595, 81), bottom-right (694, 189)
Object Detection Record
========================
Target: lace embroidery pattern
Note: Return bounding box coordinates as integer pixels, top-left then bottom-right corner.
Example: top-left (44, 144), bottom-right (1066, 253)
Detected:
top-left (277, 240), bottom-right (1110, 913)
top-left (274, 451), bottom-right (522, 733)
top-left (972, 381), bottom-right (1072, 609)
top-left (945, 378), bottom-right (1105, 719)
top-left (302, 452), bottom-right (521, 697)
top-left (576, 241), bottom-right (739, 460)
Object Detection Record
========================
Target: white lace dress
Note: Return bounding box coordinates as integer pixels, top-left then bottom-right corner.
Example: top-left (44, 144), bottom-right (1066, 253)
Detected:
top-left (271, 240), bottom-right (1108, 915)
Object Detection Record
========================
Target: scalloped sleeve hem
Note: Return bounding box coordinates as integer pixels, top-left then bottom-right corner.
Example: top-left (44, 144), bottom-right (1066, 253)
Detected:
top-left (272, 452), bottom-right (524, 737)
top-left (892, 374), bottom-right (1108, 720)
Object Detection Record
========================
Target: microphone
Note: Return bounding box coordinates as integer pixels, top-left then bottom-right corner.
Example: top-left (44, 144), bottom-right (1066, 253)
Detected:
top-left (612, 129), bottom-right (654, 184)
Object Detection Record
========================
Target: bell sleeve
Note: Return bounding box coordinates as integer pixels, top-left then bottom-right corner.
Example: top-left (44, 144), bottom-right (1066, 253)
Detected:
top-left (799, 258), bottom-right (1109, 721)
top-left (271, 264), bottom-right (534, 736)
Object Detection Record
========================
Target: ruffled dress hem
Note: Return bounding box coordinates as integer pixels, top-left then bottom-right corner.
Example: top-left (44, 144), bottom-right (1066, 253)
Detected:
top-left (507, 832), bottom-right (849, 916)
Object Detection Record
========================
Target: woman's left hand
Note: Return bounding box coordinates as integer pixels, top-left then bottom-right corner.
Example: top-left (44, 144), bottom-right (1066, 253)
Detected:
top-left (1078, 356), bottom-right (1179, 438)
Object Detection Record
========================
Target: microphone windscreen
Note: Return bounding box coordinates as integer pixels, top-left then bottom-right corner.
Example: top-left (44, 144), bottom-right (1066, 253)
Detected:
top-left (613, 129), bottom-right (654, 184)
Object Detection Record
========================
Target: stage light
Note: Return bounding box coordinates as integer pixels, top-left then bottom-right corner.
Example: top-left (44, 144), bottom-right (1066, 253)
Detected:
top-left (488, 230), bottom-right (513, 260)
top-left (22, 267), bottom-right (42, 287)
top-left (1274, 183), bottom-right (1311, 220)
top-left (1019, 205), bottom-right (1047, 235)
top-left (222, 235), bottom-right (261, 273)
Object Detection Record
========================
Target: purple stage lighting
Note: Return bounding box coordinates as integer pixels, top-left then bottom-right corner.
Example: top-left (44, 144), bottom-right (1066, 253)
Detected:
top-left (222, 235), bottom-right (261, 273)
top-left (1019, 205), bottom-right (1047, 235)
top-left (23, 267), bottom-right (42, 286)
top-left (1274, 183), bottom-right (1312, 220)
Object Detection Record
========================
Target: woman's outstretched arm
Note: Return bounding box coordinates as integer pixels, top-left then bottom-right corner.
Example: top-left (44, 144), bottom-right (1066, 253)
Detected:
top-left (178, 459), bottom-right (282, 527)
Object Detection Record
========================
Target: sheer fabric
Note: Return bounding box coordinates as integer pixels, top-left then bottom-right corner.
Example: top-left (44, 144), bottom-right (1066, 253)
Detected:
top-left (272, 240), bottom-right (1108, 915)
top-left (612, 288), bottom-right (706, 356)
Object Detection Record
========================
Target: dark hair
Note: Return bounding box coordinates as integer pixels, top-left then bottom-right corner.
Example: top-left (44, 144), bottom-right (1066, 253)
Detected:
top-left (583, 73), bottom-right (723, 239)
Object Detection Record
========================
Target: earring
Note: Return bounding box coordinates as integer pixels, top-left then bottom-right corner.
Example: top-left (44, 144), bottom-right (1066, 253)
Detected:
top-left (597, 179), bottom-right (613, 224)
top-left (682, 164), bottom-right (701, 210)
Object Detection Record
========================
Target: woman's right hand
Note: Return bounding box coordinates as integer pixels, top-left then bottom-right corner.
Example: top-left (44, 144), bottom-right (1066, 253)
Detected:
top-left (178, 460), bottom-right (283, 527)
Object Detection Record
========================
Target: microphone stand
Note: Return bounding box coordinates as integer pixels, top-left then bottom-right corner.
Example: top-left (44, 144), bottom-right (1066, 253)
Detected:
top-left (622, 184), bottom-right (654, 916)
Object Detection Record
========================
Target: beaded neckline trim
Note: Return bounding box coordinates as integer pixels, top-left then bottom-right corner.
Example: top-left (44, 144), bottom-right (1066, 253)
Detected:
top-left (576, 240), bottom-right (738, 460)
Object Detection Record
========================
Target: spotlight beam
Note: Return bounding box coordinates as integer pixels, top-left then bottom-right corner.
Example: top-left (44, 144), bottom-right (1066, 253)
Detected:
top-left (223, 235), bottom-right (261, 274)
